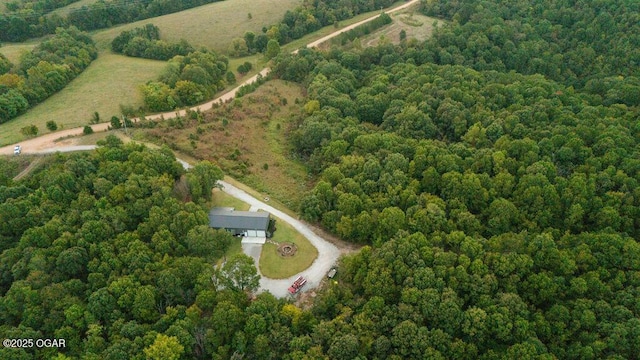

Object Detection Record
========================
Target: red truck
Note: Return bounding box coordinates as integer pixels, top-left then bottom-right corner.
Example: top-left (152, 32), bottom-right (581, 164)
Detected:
top-left (288, 276), bottom-right (307, 294)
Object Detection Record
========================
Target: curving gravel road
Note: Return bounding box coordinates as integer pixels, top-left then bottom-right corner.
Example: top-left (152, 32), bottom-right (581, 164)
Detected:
top-left (0, 0), bottom-right (419, 155)
top-left (218, 180), bottom-right (341, 298)
top-left (1, 0), bottom-right (421, 295)
top-left (178, 159), bottom-right (342, 298)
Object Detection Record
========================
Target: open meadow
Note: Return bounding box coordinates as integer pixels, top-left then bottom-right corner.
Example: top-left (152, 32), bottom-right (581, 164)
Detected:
top-left (0, 43), bottom-right (37, 64)
top-left (363, 8), bottom-right (438, 47)
top-left (90, 0), bottom-right (302, 52)
top-left (0, 53), bottom-right (166, 146)
top-left (0, 0), bottom-right (301, 146)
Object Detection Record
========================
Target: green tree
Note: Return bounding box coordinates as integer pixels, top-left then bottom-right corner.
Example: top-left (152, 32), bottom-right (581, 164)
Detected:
top-left (144, 334), bottom-right (184, 360)
top-left (265, 39), bottom-right (280, 60)
top-left (46, 120), bottom-right (58, 131)
top-left (186, 161), bottom-right (223, 203)
top-left (20, 124), bottom-right (38, 137)
top-left (216, 253), bottom-right (260, 293)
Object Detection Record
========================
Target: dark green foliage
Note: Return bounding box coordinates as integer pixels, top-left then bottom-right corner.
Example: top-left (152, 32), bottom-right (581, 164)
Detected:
top-left (45, 120), bottom-right (57, 131)
top-left (419, 0), bottom-right (640, 90)
top-left (265, 39), bottom-right (280, 60)
top-left (236, 61), bottom-right (253, 74)
top-left (0, 53), bottom-right (12, 75)
top-left (111, 24), bottom-right (195, 61)
top-left (0, 139), bottom-right (216, 355)
top-left (263, 0), bottom-right (639, 356)
top-left (82, 125), bottom-right (93, 134)
top-left (20, 124), bottom-right (38, 136)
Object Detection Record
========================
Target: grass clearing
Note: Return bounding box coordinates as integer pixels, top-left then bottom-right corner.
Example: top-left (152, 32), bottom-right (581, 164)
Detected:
top-left (211, 188), bottom-right (251, 210)
top-left (0, 43), bottom-right (37, 64)
top-left (90, 0), bottom-right (302, 52)
top-left (0, 53), bottom-right (166, 146)
top-left (137, 80), bottom-right (311, 211)
top-left (362, 8), bottom-right (439, 47)
top-left (50, 0), bottom-right (101, 16)
top-left (259, 215), bottom-right (318, 279)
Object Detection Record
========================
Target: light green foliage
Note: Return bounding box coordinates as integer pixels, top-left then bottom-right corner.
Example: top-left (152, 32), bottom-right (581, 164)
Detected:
top-left (144, 334), bottom-right (184, 360)
top-left (265, 39), bottom-right (280, 60)
top-left (142, 50), bottom-right (229, 111)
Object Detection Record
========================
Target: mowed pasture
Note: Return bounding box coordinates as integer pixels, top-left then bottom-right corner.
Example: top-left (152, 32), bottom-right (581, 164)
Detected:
top-left (50, 0), bottom-right (102, 16)
top-left (363, 8), bottom-right (438, 47)
top-left (91, 0), bottom-right (302, 52)
top-left (0, 43), bottom-right (37, 64)
top-left (0, 53), bottom-right (165, 146)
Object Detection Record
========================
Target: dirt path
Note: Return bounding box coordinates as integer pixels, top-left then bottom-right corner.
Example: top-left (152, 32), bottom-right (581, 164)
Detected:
top-left (0, 0), bottom-right (419, 156)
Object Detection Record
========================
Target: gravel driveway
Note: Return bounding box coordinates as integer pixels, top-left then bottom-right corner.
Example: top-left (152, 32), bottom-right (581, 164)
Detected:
top-left (178, 160), bottom-right (342, 298)
top-left (218, 180), bottom-right (341, 298)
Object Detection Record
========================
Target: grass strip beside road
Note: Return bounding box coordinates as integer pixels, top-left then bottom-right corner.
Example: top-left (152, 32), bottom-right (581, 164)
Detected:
top-left (212, 188), bottom-right (251, 211)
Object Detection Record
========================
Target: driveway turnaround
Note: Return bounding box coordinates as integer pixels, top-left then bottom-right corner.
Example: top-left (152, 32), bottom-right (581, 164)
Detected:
top-left (179, 159), bottom-right (342, 297)
top-left (218, 180), bottom-right (341, 298)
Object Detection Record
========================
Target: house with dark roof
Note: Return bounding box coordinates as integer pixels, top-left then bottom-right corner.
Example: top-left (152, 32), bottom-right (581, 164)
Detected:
top-left (208, 207), bottom-right (270, 238)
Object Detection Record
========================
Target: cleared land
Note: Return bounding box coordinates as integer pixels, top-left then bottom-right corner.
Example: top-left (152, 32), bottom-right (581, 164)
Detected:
top-left (138, 80), bottom-right (311, 210)
top-left (364, 8), bottom-right (438, 47)
top-left (0, 53), bottom-right (166, 146)
top-left (212, 187), bottom-right (251, 211)
top-left (259, 215), bottom-right (319, 279)
top-left (50, 0), bottom-right (101, 16)
top-left (0, 43), bottom-right (37, 64)
top-left (91, 0), bottom-right (302, 52)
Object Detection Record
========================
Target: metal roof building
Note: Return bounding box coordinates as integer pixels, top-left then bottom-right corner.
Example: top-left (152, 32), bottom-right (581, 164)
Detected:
top-left (208, 207), bottom-right (270, 237)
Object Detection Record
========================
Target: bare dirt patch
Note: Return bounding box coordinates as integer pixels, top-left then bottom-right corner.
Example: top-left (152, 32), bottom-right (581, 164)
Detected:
top-left (277, 242), bottom-right (298, 257)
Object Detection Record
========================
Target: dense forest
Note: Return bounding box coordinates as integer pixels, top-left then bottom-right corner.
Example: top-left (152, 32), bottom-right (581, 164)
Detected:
top-left (0, 27), bottom-right (97, 124)
top-left (0, 0), bottom-right (223, 42)
top-left (1, 0), bottom-right (640, 359)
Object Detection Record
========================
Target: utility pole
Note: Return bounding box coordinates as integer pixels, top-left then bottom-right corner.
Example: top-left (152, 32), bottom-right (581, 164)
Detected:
top-left (122, 115), bottom-right (127, 135)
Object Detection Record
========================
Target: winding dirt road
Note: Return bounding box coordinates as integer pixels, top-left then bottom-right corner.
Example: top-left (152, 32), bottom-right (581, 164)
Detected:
top-left (0, 0), bottom-right (419, 155)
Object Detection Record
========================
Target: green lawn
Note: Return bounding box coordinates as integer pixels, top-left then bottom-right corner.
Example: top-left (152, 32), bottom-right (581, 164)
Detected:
top-left (211, 188), bottom-right (251, 211)
top-left (0, 43), bottom-right (37, 65)
top-left (259, 216), bottom-right (318, 279)
top-left (91, 0), bottom-right (302, 52)
top-left (0, 52), bottom-right (166, 146)
top-left (218, 236), bottom-right (243, 266)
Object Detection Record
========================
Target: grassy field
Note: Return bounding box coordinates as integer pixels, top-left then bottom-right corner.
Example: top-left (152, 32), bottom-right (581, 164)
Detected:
top-left (211, 188), bottom-right (251, 210)
top-left (138, 80), bottom-right (311, 210)
top-left (0, 52), bottom-right (166, 146)
top-left (0, 43), bottom-right (38, 64)
top-left (362, 8), bottom-right (439, 47)
top-left (50, 0), bottom-right (100, 16)
top-left (259, 215), bottom-right (318, 279)
top-left (91, 0), bottom-right (302, 52)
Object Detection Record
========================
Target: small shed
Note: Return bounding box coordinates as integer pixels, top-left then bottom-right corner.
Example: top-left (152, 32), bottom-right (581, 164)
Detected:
top-left (209, 207), bottom-right (270, 238)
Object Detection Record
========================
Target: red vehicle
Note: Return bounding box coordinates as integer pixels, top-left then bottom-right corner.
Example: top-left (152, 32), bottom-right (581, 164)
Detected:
top-left (288, 276), bottom-right (307, 294)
